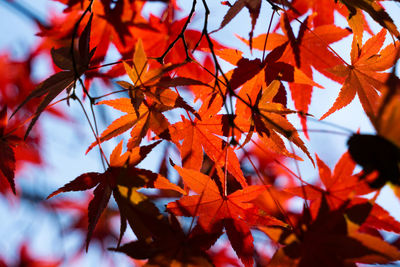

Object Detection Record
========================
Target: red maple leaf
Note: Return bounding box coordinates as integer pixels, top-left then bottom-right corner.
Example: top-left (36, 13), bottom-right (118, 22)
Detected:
top-left (245, 14), bottom-right (350, 134)
top-left (48, 140), bottom-right (183, 249)
top-left (264, 197), bottom-right (400, 266)
top-left (0, 107), bottom-right (20, 195)
top-left (170, 94), bottom-right (248, 187)
top-left (167, 165), bottom-right (276, 267)
top-left (287, 152), bottom-right (372, 217)
top-left (112, 215), bottom-right (222, 266)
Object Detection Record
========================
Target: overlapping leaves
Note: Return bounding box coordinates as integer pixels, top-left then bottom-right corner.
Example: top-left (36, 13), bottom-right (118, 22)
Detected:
top-left (3, 0), bottom-right (400, 266)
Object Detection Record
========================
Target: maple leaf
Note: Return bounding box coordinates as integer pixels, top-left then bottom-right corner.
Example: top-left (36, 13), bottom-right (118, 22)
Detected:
top-left (167, 165), bottom-right (273, 267)
top-left (119, 38), bottom-right (205, 112)
top-left (229, 58), bottom-right (264, 90)
top-left (12, 15), bottom-right (96, 138)
top-left (113, 182), bottom-right (175, 244)
top-left (86, 98), bottom-right (148, 152)
top-left (38, 1), bottom-right (145, 75)
top-left (136, 13), bottom-right (205, 62)
top-left (265, 196), bottom-right (400, 266)
top-left (339, 0), bottom-right (400, 40)
top-left (348, 198), bottom-right (400, 234)
top-left (245, 14), bottom-right (349, 134)
top-left (371, 69), bottom-right (400, 145)
top-left (213, 48), bottom-right (244, 66)
top-left (6, 0), bottom-right (400, 265)
top-left (95, 0), bottom-right (141, 47)
top-left (287, 152), bottom-right (400, 234)
top-left (247, 13), bottom-right (350, 82)
top-left (282, 0), bottom-right (375, 37)
top-left (87, 39), bottom-right (202, 152)
top-left (0, 107), bottom-right (17, 194)
top-left (235, 76), bottom-right (313, 161)
top-left (283, 0), bottom-right (341, 27)
top-left (86, 95), bottom-right (183, 152)
top-left (287, 152), bottom-right (372, 216)
top-left (255, 80), bottom-right (312, 159)
top-left (345, 68), bottom-right (400, 190)
top-left (219, 0), bottom-right (261, 49)
top-left (111, 215), bottom-right (222, 266)
top-left (122, 39), bottom-right (166, 88)
top-left (48, 140), bottom-right (182, 249)
top-left (79, 1), bottom-right (146, 52)
top-left (122, 38), bottom-right (208, 90)
top-left (169, 95), bottom-right (248, 188)
top-left (322, 29), bottom-right (399, 120)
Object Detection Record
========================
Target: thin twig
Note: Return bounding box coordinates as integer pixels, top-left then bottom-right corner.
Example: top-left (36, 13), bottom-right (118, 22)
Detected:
top-left (155, 0), bottom-right (197, 64)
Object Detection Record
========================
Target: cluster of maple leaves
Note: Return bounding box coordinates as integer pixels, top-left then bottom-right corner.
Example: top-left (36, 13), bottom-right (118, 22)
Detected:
top-left (1, 0), bottom-right (400, 266)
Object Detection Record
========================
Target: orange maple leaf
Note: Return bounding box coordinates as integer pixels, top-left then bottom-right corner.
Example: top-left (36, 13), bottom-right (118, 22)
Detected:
top-left (87, 96), bottom-right (183, 152)
top-left (87, 38), bottom-right (202, 152)
top-left (235, 75), bottom-right (313, 162)
top-left (322, 29), bottom-right (399, 120)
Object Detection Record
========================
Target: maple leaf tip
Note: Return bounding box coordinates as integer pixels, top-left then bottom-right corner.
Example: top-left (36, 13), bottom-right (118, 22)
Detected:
top-left (85, 235), bottom-right (92, 253)
top-left (46, 192), bottom-right (57, 200)
top-left (85, 143), bottom-right (96, 155)
top-left (319, 112), bottom-right (330, 121)
top-left (46, 189), bottom-right (63, 199)
top-left (169, 158), bottom-right (175, 167)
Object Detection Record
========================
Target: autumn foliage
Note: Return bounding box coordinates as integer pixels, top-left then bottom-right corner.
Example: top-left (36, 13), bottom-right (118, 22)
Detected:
top-left (2, 0), bottom-right (400, 266)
